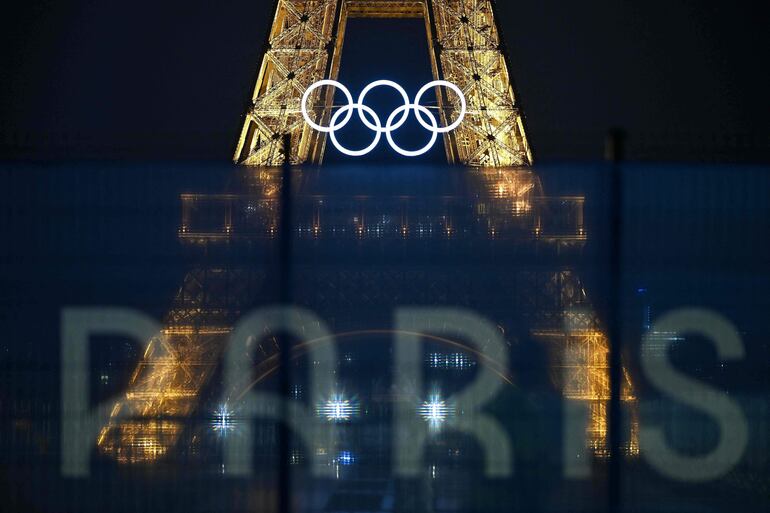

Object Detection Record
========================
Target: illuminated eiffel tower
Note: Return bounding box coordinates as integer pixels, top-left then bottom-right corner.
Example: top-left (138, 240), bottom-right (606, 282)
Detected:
top-left (233, 0), bottom-right (532, 167)
top-left (98, 0), bottom-right (638, 465)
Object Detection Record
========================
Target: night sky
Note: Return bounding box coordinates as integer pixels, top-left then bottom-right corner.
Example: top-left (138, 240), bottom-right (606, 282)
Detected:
top-left (1, 0), bottom-right (768, 161)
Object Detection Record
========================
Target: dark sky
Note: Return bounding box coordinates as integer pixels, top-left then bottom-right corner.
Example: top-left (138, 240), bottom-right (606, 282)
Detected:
top-left (1, 0), bottom-right (768, 161)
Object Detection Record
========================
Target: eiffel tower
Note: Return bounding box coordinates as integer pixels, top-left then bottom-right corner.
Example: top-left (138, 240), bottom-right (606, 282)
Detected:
top-left (98, 0), bottom-right (638, 468)
top-left (233, 0), bottom-right (532, 167)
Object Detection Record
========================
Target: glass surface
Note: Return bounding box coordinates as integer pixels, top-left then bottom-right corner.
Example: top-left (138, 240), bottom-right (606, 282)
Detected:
top-left (0, 162), bottom-right (767, 512)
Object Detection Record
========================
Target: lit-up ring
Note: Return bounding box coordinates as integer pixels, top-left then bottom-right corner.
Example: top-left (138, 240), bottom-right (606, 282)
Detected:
top-left (413, 80), bottom-right (466, 133)
top-left (300, 79), bottom-right (466, 157)
top-left (329, 103), bottom-right (382, 157)
top-left (385, 103), bottom-right (438, 157)
top-left (356, 80), bottom-right (411, 132)
top-left (301, 79), bottom-right (354, 133)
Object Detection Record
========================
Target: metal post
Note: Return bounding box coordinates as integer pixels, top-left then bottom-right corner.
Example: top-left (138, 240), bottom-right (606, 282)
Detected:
top-left (278, 133), bottom-right (294, 513)
top-left (605, 128), bottom-right (625, 513)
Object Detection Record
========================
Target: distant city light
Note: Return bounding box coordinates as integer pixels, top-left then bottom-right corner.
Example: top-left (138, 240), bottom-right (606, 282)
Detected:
top-left (317, 395), bottom-right (357, 422)
top-left (419, 395), bottom-right (454, 426)
top-left (212, 403), bottom-right (235, 434)
top-left (337, 451), bottom-right (355, 466)
top-left (427, 352), bottom-right (475, 370)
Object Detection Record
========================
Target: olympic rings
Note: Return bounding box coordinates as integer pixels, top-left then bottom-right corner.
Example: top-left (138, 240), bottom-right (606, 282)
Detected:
top-left (386, 103), bottom-right (438, 157)
top-left (329, 104), bottom-right (381, 157)
top-left (301, 80), bottom-right (354, 133)
top-left (300, 79), bottom-right (466, 157)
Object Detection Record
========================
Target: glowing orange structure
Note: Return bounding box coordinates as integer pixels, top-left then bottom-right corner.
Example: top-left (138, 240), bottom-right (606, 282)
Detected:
top-left (234, 0), bottom-right (531, 167)
top-left (98, 0), bottom-right (638, 463)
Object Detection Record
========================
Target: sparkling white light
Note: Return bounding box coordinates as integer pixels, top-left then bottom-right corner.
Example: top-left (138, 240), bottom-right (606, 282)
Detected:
top-left (419, 395), bottom-right (454, 426)
top-left (212, 403), bottom-right (235, 434)
top-left (317, 395), bottom-right (357, 422)
top-left (337, 451), bottom-right (355, 466)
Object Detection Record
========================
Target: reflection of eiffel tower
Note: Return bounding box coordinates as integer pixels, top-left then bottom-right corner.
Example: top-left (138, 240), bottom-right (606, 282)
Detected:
top-left (97, 171), bottom-right (282, 463)
top-left (98, 0), bottom-right (638, 464)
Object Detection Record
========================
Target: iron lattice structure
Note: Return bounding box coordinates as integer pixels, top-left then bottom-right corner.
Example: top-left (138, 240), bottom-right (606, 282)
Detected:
top-left (98, 169), bottom-right (638, 462)
top-left (233, 0), bottom-right (532, 167)
top-left (98, 267), bottom-right (269, 462)
top-left (98, 1), bottom-right (638, 464)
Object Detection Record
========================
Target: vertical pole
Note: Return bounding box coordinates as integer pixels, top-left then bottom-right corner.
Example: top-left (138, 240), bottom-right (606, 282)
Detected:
top-left (278, 133), bottom-right (294, 513)
top-left (605, 128), bottom-right (625, 513)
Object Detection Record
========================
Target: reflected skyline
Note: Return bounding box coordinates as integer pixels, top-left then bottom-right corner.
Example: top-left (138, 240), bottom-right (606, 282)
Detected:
top-left (1, 0), bottom-right (768, 511)
top-left (98, 165), bottom-right (638, 471)
top-left (0, 161), bottom-right (767, 513)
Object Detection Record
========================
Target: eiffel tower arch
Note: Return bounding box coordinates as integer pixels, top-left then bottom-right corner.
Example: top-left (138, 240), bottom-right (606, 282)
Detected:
top-left (233, 0), bottom-right (533, 167)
